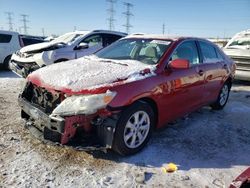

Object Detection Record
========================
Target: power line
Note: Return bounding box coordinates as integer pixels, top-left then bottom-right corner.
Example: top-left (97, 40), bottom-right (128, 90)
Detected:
top-left (122, 2), bottom-right (133, 34)
top-left (106, 0), bottom-right (116, 31)
top-left (20, 14), bottom-right (29, 34)
top-left (5, 12), bottom-right (14, 31)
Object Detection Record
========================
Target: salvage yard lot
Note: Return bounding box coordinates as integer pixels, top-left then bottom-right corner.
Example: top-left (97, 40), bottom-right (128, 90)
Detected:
top-left (0, 70), bottom-right (250, 187)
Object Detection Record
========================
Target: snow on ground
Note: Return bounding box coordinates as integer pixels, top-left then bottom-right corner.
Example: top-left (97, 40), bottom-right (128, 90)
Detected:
top-left (0, 70), bottom-right (250, 187)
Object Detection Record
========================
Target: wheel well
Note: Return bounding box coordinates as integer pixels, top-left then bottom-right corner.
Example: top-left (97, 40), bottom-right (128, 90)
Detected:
top-left (226, 77), bottom-right (233, 88)
top-left (3, 55), bottom-right (11, 63)
top-left (54, 58), bottom-right (68, 63)
top-left (2, 55), bottom-right (12, 69)
top-left (137, 97), bottom-right (158, 128)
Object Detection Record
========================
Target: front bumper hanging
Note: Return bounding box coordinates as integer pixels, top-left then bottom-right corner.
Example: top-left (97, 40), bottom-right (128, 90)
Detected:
top-left (18, 96), bottom-right (117, 151)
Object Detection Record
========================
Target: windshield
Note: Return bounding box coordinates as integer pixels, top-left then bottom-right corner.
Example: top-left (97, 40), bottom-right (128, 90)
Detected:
top-left (52, 33), bottom-right (85, 44)
top-left (228, 38), bottom-right (250, 47)
top-left (95, 38), bottom-right (172, 65)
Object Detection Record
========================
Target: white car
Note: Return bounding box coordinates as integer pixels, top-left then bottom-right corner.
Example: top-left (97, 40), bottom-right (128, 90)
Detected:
top-left (0, 30), bottom-right (45, 70)
top-left (223, 29), bottom-right (250, 81)
top-left (10, 30), bottom-right (127, 77)
top-left (0, 30), bottom-right (22, 70)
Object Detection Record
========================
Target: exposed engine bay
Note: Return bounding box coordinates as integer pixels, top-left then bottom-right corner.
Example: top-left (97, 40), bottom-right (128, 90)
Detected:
top-left (19, 82), bottom-right (118, 151)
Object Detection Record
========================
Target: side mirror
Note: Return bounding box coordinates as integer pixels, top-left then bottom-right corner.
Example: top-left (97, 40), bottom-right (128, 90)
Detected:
top-left (75, 42), bottom-right (89, 50)
top-left (169, 59), bottom-right (190, 69)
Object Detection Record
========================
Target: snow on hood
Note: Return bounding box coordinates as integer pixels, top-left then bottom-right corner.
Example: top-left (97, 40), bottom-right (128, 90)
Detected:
top-left (28, 56), bottom-right (156, 93)
top-left (20, 41), bottom-right (62, 53)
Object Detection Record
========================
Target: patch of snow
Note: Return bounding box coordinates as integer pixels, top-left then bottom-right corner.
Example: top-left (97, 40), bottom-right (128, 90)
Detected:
top-left (28, 55), bottom-right (156, 92)
top-left (1, 71), bottom-right (250, 187)
top-left (224, 101), bottom-right (250, 113)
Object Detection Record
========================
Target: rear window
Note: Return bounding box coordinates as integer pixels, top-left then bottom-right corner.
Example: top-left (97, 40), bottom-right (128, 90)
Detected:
top-left (199, 41), bottom-right (218, 63)
top-left (21, 37), bottom-right (44, 46)
top-left (0, 34), bottom-right (12, 43)
top-left (103, 34), bottom-right (123, 47)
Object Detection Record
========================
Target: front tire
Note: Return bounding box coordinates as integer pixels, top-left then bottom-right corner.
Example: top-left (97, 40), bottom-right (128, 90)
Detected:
top-left (112, 101), bottom-right (155, 155)
top-left (211, 82), bottom-right (231, 110)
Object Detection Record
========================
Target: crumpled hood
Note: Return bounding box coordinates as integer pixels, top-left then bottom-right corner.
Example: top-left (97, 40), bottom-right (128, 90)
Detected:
top-left (27, 56), bottom-right (155, 93)
top-left (20, 41), bottom-right (64, 53)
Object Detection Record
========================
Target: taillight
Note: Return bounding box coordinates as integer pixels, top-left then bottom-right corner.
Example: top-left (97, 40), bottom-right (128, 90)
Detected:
top-left (18, 36), bottom-right (24, 47)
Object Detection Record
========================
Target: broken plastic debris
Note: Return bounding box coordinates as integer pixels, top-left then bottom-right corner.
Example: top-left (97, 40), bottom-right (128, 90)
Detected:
top-left (162, 163), bottom-right (178, 173)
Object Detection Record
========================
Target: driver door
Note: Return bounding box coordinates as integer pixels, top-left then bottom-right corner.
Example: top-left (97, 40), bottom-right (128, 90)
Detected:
top-left (75, 34), bottom-right (103, 58)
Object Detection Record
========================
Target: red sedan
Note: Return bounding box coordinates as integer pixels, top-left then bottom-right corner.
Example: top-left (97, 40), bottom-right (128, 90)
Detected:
top-left (19, 35), bottom-right (236, 155)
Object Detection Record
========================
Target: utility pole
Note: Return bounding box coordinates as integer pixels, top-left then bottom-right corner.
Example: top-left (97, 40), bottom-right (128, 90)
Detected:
top-left (42, 28), bottom-right (45, 37)
top-left (5, 12), bottom-right (14, 31)
top-left (20, 14), bottom-right (29, 34)
top-left (106, 0), bottom-right (116, 31)
top-left (162, 23), bottom-right (165, 34)
top-left (122, 2), bottom-right (133, 34)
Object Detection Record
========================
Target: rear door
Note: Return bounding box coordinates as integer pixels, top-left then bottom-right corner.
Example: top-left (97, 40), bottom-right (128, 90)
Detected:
top-left (161, 40), bottom-right (205, 122)
top-left (197, 40), bottom-right (226, 103)
top-left (0, 33), bottom-right (12, 63)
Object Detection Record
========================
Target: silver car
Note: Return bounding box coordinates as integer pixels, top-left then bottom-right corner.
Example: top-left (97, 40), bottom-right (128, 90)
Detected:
top-left (223, 29), bottom-right (250, 81)
top-left (10, 30), bottom-right (127, 77)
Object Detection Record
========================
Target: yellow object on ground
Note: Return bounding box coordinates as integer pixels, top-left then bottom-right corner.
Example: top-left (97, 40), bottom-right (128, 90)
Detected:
top-left (162, 163), bottom-right (178, 173)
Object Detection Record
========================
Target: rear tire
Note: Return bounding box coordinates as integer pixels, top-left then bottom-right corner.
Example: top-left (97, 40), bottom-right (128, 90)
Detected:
top-left (3, 55), bottom-right (11, 70)
top-left (211, 82), bottom-right (231, 110)
top-left (112, 101), bottom-right (155, 155)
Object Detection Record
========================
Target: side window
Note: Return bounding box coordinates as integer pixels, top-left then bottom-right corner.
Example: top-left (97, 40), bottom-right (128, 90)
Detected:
top-left (171, 41), bottom-right (200, 65)
top-left (22, 38), bottom-right (44, 46)
top-left (0, 34), bottom-right (12, 43)
top-left (199, 41), bottom-right (218, 63)
top-left (103, 34), bottom-right (122, 47)
top-left (216, 49), bottom-right (225, 61)
top-left (82, 35), bottom-right (103, 47)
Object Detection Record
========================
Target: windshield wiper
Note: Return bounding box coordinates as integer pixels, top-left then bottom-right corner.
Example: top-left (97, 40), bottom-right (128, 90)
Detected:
top-left (100, 59), bottom-right (128, 66)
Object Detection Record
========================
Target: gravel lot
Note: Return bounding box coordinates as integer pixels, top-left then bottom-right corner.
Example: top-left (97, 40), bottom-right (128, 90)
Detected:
top-left (0, 70), bottom-right (250, 187)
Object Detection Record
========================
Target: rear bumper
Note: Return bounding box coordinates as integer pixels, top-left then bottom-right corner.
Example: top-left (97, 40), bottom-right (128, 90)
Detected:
top-left (235, 69), bottom-right (250, 81)
top-left (18, 96), bottom-right (117, 150)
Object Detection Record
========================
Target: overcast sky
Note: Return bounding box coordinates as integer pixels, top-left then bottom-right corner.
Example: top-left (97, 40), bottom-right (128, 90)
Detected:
top-left (0, 0), bottom-right (249, 38)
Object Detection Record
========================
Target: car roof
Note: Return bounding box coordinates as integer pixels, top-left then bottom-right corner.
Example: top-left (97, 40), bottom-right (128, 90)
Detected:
top-left (91, 30), bottom-right (127, 36)
top-left (124, 33), bottom-right (204, 41)
top-left (63, 30), bottom-right (127, 37)
top-left (0, 30), bottom-right (19, 35)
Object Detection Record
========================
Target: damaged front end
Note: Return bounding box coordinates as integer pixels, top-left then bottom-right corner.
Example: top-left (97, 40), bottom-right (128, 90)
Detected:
top-left (10, 60), bottom-right (40, 78)
top-left (19, 82), bottom-right (119, 151)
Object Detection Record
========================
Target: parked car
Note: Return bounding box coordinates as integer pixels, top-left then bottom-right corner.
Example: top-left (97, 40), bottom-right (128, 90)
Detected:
top-left (0, 30), bottom-right (44, 69)
top-left (18, 34), bottom-right (236, 155)
top-left (10, 30), bottom-right (127, 77)
top-left (223, 29), bottom-right (250, 81)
